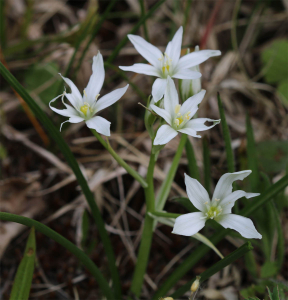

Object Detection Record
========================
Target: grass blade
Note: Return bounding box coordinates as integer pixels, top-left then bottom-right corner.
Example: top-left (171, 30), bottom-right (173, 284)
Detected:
top-left (203, 136), bottom-right (210, 194)
top-left (171, 242), bottom-right (253, 299)
top-left (10, 227), bottom-right (36, 300)
top-left (139, 0), bottom-right (149, 41)
top-left (0, 213), bottom-right (114, 300)
top-left (155, 134), bottom-right (187, 211)
top-left (217, 93), bottom-right (235, 172)
top-left (74, 0), bottom-right (117, 77)
top-left (0, 62), bottom-right (121, 299)
top-left (246, 113), bottom-right (260, 189)
top-left (185, 139), bottom-right (200, 181)
top-left (106, 0), bottom-right (167, 64)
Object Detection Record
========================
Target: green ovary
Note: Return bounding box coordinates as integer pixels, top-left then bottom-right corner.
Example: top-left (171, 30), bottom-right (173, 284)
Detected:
top-left (206, 205), bottom-right (222, 219)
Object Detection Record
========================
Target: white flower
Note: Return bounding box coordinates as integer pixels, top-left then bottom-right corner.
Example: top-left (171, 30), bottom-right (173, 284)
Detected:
top-left (49, 51), bottom-right (129, 136)
top-left (180, 46), bottom-right (202, 100)
top-left (119, 26), bottom-right (221, 102)
top-left (151, 76), bottom-right (220, 145)
top-left (172, 171), bottom-right (262, 239)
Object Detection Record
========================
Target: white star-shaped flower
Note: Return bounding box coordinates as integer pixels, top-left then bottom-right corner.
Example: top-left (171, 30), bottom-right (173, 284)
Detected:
top-left (151, 76), bottom-right (220, 145)
top-left (119, 26), bottom-right (221, 102)
top-left (172, 171), bottom-right (262, 239)
top-left (50, 51), bottom-right (128, 136)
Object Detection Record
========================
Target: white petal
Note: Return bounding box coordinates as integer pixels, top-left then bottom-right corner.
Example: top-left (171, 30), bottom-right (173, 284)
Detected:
top-left (216, 214), bottom-right (262, 239)
top-left (180, 90), bottom-right (206, 116)
top-left (151, 104), bottom-right (172, 125)
top-left (119, 64), bottom-right (159, 77)
top-left (177, 49), bottom-right (221, 70)
top-left (153, 124), bottom-right (178, 145)
top-left (164, 76), bottom-right (179, 116)
top-left (152, 78), bottom-right (167, 102)
top-left (220, 191), bottom-right (260, 214)
top-left (165, 26), bottom-right (183, 70)
top-left (184, 173), bottom-right (210, 211)
top-left (49, 94), bottom-right (79, 117)
top-left (212, 170), bottom-right (253, 202)
top-left (172, 212), bottom-right (206, 236)
top-left (95, 84), bottom-right (129, 113)
top-left (185, 118), bottom-right (220, 132)
top-left (60, 75), bottom-right (82, 108)
top-left (178, 127), bottom-right (201, 138)
top-left (86, 116), bottom-right (111, 136)
top-left (128, 34), bottom-right (163, 67)
top-left (69, 116), bottom-right (84, 123)
top-left (84, 52), bottom-right (105, 105)
top-left (172, 69), bottom-right (202, 79)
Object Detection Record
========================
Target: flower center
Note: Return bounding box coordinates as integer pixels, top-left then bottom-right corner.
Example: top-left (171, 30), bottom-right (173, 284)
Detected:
top-left (80, 102), bottom-right (93, 116)
top-left (204, 199), bottom-right (222, 220)
top-left (159, 52), bottom-right (172, 77)
top-left (173, 104), bottom-right (191, 128)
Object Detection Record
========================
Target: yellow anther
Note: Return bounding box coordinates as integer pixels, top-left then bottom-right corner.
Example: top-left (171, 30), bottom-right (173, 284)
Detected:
top-left (166, 65), bottom-right (170, 72)
top-left (174, 104), bottom-right (181, 114)
top-left (95, 93), bottom-right (100, 100)
top-left (215, 198), bottom-right (220, 202)
top-left (83, 89), bottom-right (87, 97)
top-left (80, 105), bottom-right (89, 115)
top-left (176, 116), bottom-right (184, 125)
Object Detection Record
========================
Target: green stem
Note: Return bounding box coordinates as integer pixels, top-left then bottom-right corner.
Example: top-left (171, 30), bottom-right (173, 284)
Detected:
top-left (151, 212), bottom-right (180, 219)
top-left (185, 139), bottom-right (200, 181)
top-left (0, 62), bottom-right (121, 299)
top-left (129, 151), bottom-right (156, 297)
top-left (171, 242), bottom-right (253, 298)
top-left (0, 213), bottom-right (114, 300)
top-left (156, 134), bottom-right (187, 210)
top-left (91, 130), bottom-right (148, 188)
top-left (203, 136), bottom-right (210, 194)
top-left (217, 93), bottom-right (235, 173)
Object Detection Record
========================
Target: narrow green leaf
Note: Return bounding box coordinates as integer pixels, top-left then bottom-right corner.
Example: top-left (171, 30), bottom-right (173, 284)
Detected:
top-left (129, 152), bottom-right (156, 297)
top-left (139, 0), bottom-right (149, 41)
top-left (10, 227), bottom-right (36, 300)
top-left (170, 242), bottom-right (253, 299)
top-left (0, 213), bottom-right (114, 300)
top-left (0, 62), bottom-right (121, 299)
top-left (203, 136), bottom-right (210, 194)
top-left (267, 286), bottom-right (280, 300)
top-left (244, 250), bottom-right (258, 278)
top-left (106, 0), bottom-right (167, 64)
top-left (271, 201), bottom-right (285, 273)
top-left (217, 93), bottom-right (235, 173)
top-left (185, 139), bottom-right (200, 181)
top-left (246, 113), bottom-right (260, 190)
top-left (156, 135), bottom-right (187, 211)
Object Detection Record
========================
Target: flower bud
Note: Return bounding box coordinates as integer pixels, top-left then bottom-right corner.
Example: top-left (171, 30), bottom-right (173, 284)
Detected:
top-left (180, 46), bottom-right (202, 101)
top-left (191, 276), bottom-right (201, 293)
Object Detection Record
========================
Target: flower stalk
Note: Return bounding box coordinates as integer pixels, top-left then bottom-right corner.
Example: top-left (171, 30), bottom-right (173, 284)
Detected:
top-left (91, 130), bottom-right (148, 188)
